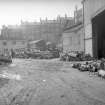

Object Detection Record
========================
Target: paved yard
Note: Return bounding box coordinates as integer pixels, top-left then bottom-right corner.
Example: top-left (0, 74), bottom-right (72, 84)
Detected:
top-left (0, 59), bottom-right (105, 105)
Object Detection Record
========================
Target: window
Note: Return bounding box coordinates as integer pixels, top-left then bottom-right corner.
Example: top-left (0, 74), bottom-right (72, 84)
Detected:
top-left (12, 41), bottom-right (16, 45)
top-left (78, 34), bottom-right (81, 45)
top-left (69, 37), bottom-right (72, 45)
top-left (3, 41), bottom-right (7, 46)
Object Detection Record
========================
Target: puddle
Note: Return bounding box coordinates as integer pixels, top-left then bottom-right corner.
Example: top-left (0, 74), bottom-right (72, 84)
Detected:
top-left (0, 78), bottom-right (9, 88)
top-left (9, 63), bottom-right (16, 67)
top-left (43, 80), bottom-right (46, 82)
top-left (0, 71), bottom-right (22, 80)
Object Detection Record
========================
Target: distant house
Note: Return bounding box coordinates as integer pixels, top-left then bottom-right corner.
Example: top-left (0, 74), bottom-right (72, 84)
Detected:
top-left (28, 39), bottom-right (46, 51)
top-left (62, 23), bottom-right (84, 52)
top-left (0, 36), bottom-right (28, 54)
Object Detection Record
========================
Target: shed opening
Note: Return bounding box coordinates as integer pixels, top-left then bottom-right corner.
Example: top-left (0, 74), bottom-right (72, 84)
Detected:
top-left (92, 10), bottom-right (105, 59)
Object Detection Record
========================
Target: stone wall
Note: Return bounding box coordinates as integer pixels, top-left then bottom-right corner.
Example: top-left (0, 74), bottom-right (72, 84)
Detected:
top-left (62, 24), bottom-right (84, 52)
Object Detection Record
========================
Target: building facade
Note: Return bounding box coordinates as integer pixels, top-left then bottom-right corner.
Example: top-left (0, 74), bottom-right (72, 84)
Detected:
top-left (83, 0), bottom-right (105, 58)
top-left (1, 16), bottom-right (74, 45)
top-left (62, 8), bottom-right (84, 53)
top-left (62, 23), bottom-right (84, 52)
top-left (0, 16), bottom-right (74, 54)
top-left (0, 36), bottom-right (28, 55)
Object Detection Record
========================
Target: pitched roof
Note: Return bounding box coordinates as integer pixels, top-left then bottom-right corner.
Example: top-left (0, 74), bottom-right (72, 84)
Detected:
top-left (63, 22), bottom-right (83, 33)
top-left (29, 39), bottom-right (45, 44)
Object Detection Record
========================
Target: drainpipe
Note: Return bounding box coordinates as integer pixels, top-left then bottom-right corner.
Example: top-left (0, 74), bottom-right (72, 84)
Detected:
top-left (62, 34), bottom-right (63, 53)
top-left (82, 0), bottom-right (85, 54)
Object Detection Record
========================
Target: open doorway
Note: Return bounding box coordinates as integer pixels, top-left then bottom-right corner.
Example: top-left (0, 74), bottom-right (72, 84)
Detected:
top-left (92, 9), bottom-right (105, 59)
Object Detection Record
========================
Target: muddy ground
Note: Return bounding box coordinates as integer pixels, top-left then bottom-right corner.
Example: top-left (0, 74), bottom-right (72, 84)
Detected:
top-left (0, 59), bottom-right (105, 105)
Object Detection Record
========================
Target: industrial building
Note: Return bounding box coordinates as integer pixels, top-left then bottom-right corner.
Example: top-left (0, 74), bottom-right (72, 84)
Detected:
top-left (1, 16), bottom-right (74, 45)
top-left (0, 16), bottom-right (74, 54)
top-left (62, 8), bottom-right (84, 53)
top-left (62, 23), bottom-right (84, 52)
top-left (83, 0), bottom-right (105, 58)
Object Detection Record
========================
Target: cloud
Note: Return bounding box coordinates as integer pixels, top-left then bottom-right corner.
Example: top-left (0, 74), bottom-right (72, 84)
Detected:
top-left (0, 0), bottom-right (82, 27)
top-left (0, 0), bottom-right (81, 3)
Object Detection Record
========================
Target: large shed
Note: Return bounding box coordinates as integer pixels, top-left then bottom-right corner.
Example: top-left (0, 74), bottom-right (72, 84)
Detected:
top-left (83, 0), bottom-right (105, 58)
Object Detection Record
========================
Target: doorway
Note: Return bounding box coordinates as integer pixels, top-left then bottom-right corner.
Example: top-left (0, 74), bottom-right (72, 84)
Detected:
top-left (92, 9), bottom-right (105, 59)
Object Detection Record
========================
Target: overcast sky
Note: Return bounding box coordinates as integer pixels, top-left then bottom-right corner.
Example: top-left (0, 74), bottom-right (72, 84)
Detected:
top-left (0, 0), bottom-right (82, 28)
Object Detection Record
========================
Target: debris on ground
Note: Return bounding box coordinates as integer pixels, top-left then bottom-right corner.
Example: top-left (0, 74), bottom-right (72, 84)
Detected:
top-left (0, 59), bottom-right (105, 105)
top-left (72, 58), bottom-right (105, 79)
top-left (0, 71), bottom-right (21, 80)
top-left (98, 70), bottom-right (105, 78)
top-left (0, 78), bottom-right (9, 88)
top-left (0, 55), bottom-right (12, 65)
top-left (60, 51), bottom-right (93, 61)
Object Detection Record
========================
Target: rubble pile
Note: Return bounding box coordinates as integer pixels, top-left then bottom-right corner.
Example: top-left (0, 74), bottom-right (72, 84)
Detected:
top-left (60, 52), bottom-right (93, 61)
top-left (72, 58), bottom-right (105, 78)
top-left (12, 50), bottom-right (59, 59)
top-left (25, 51), bottom-right (58, 59)
top-left (98, 70), bottom-right (105, 78)
top-left (12, 50), bottom-right (29, 59)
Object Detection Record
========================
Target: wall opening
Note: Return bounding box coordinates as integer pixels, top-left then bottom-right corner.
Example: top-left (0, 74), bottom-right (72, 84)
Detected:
top-left (92, 9), bottom-right (105, 59)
